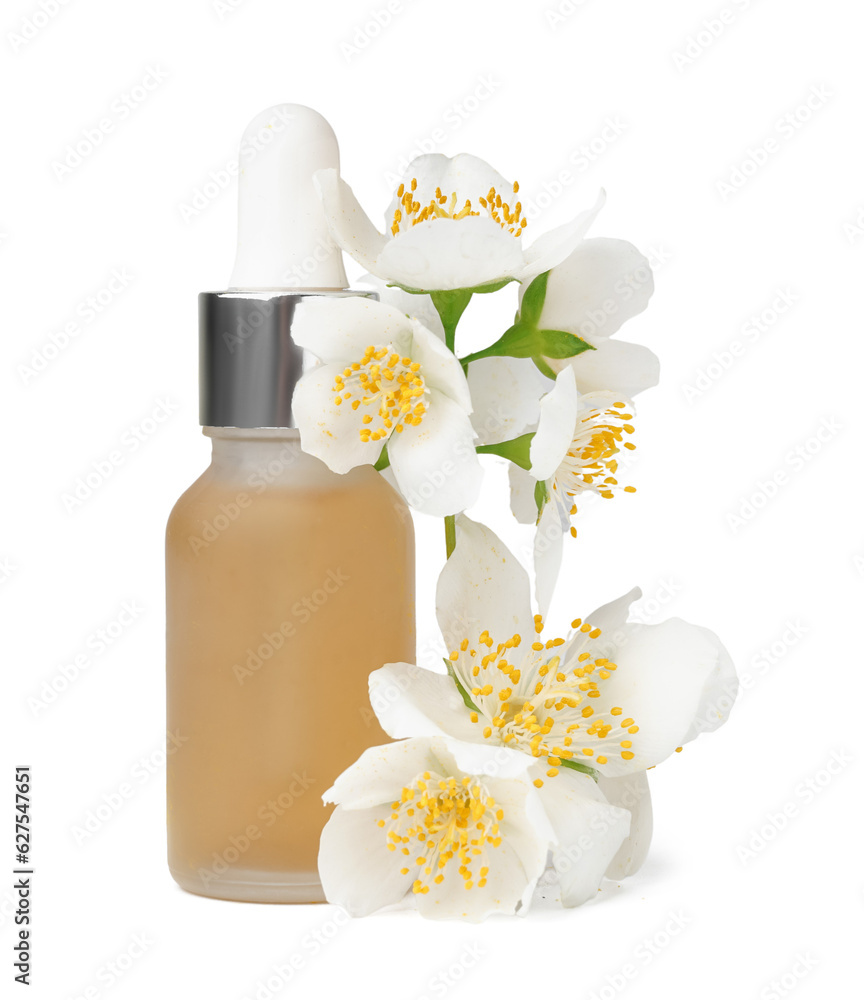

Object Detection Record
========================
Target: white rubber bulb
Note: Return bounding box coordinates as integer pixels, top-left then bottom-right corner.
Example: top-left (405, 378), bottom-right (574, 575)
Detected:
top-left (229, 104), bottom-right (348, 291)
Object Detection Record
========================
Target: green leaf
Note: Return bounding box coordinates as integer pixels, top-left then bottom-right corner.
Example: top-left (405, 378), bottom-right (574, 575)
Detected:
top-left (391, 277), bottom-right (516, 296)
top-left (517, 270), bottom-right (550, 327)
top-left (476, 433), bottom-right (534, 471)
top-left (461, 324), bottom-right (594, 365)
top-left (443, 658), bottom-right (480, 712)
top-left (373, 445), bottom-right (390, 472)
top-left (534, 478), bottom-right (548, 514)
top-left (429, 289), bottom-right (473, 351)
top-left (559, 757), bottom-right (600, 782)
top-left (536, 329), bottom-right (595, 359)
top-left (531, 355), bottom-right (558, 379)
top-left (471, 277), bottom-right (516, 294)
top-left (444, 513), bottom-right (456, 559)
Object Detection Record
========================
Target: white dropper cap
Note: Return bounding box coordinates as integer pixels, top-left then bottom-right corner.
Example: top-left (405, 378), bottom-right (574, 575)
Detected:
top-left (229, 104), bottom-right (348, 291)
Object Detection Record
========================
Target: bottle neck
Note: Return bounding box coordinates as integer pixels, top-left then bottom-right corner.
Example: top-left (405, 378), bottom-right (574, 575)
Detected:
top-left (204, 427), bottom-right (303, 483)
top-left (202, 426), bottom-right (364, 492)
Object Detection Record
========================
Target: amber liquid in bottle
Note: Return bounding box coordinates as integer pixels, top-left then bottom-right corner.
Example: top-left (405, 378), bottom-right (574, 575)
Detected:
top-left (166, 428), bottom-right (415, 902)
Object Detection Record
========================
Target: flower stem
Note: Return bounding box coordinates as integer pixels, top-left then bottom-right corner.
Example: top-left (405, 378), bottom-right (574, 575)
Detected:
top-left (430, 289), bottom-right (473, 353)
top-left (444, 514), bottom-right (456, 559)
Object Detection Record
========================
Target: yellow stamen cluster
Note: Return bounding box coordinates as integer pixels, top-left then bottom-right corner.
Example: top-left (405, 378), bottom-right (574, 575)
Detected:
top-left (381, 770), bottom-right (502, 894)
top-left (448, 615), bottom-right (639, 785)
top-left (553, 400), bottom-right (636, 537)
top-left (390, 177), bottom-right (527, 237)
top-left (332, 344), bottom-right (426, 442)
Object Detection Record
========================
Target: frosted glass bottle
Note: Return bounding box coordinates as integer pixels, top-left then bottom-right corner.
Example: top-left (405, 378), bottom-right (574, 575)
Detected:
top-left (166, 427), bottom-right (415, 902)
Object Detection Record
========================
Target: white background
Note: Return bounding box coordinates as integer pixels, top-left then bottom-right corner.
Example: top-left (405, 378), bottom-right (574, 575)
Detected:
top-left (3, 0), bottom-right (862, 997)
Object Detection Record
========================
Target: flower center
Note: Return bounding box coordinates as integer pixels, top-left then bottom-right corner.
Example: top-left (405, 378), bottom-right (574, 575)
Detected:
top-left (390, 177), bottom-right (527, 237)
top-left (554, 401), bottom-right (636, 535)
top-left (332, 344), bottom-right (427, 442)
top-left (380, 770), bottom-right (503, 895)
top-left (448, 615), bottom-right (639, 786)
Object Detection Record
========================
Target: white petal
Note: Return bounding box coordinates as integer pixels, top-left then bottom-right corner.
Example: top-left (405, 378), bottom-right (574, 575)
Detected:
top-left (468, 356), bottom-right (552, 446)
top-left (558, 339), bottom-right (661, 397)
top-left (597, 772), bottom-right (653, 879)
top-left (509, 463), bottom-right (540, 524)
top-left (533, 498), bottom-right (567, 617)
top-left (323, 738), bottom-right (441, 810)
top-left (378, 216), bottom-right (523, 291)
top-left (359, 274), bottom-right (445, 340)
top-left (318, 802), bottom-right (414, 916)
top-left (518, 190), bottom-right (606, 281)
top-left (534, 236), bottom-right (654, 342)
top-left (388, 391), bottom-right (481, 515)
top-left (436, 514), bottom-right (534, 650)
top-left (369, 663), bottom-right (480, 743)
top-left (408, 317), bottom-right (473, 412)
top-left (535, 766), bottom-right (630, 908)
top-left (314, 168), bottom-right (388, 277)
top-left (584, 587), bottom-right (642, 639)
top-left (678, 625), bottom-right (739, 742)
top-left (529, 366), bottom-right (580, 480)
top-left (292, 296), bottom-right (413, 363)
top-left (446, 739), bottom-right (540, 783)
top-left (592, 618), bottom-right (737, 776)
top-left (293, 363), bottom-right (384, 473)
